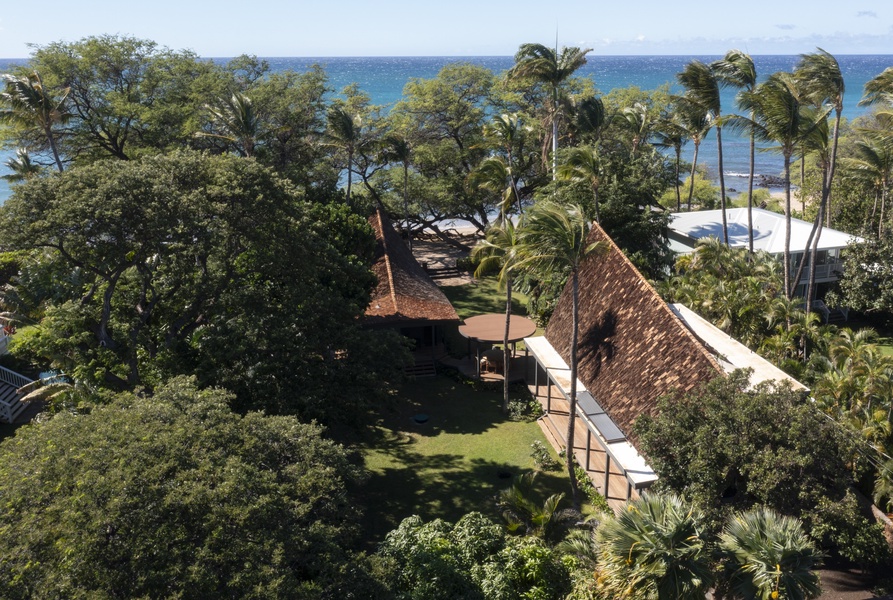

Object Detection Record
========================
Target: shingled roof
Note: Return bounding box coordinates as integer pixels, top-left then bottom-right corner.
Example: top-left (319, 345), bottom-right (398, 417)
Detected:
top-left (544, 223), bottom-right (721, 443)
top-left (364, 209), bottom-right (460, 326)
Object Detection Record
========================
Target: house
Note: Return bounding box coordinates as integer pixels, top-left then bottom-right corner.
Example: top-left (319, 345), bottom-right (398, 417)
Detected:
top-left (525, 222), bottom-right (805, 505)
top-left (364, 209), bottom-right (460, 375)
top-left (668, 207), bottom-right (863, 298)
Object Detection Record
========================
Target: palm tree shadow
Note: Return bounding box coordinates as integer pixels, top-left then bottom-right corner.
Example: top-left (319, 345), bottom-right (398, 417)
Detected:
top-left (577, 309), bottom-right (617, 378)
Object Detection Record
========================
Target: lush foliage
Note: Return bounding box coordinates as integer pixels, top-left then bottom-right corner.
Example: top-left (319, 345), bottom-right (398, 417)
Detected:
top-left (0, 377), bottom-right (375, 599)
top-left (0, 150), bottom-right (407, 424)
top-left (634, 370), bottom-right (885, 560)
top-left (376, 512), bottom-right (574, 600)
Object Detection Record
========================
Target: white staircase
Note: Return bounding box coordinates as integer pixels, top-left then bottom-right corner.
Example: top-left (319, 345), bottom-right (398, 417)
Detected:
top-left (0, 365), bottom-right (32, 423)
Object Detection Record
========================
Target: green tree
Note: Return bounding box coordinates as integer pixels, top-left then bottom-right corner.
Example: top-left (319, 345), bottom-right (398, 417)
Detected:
top-left (515, 201), bottom-right (609, 505)
top-left (508, 43), bottom-right (592, 179)
top-left (635, 371), bottom-right (864, 543)
top-left (718, 508), bottom-right (821, 600)
top-left (1, 147), bottom-right (42, 181)
top-left (732, 73), bottom-right (811, 298)
top-left (0, 71), bottom-right (69, 172)
top-left (0, 150), bottom-right (405, 424)
top-left (196, 91), bottom-right (262, 157)
top-left (0, 377), bottom-right (374, 599)
top-left (828, 232), bottom-right (893, 314)
top-left (678, 60), bottom-right (728, 243)
top-left (595, 494), bottom-right (713, 600)
top-left (714, 50), bottom-right (758, 251)
top-left (390, 62), bottom-right (495, 235)
top-left (472, 218), bottom-right (522, 412)
top-left (557, 146), bottom-right (602, 223)
top-left (673, 95), bottom-right (712, 211)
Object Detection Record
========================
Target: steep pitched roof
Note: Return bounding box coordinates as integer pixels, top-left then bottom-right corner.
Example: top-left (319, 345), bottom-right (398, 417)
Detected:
top-left (364, 209), bottom-right (460, 326)
top-left (544, 223), bottom-right (721, 443)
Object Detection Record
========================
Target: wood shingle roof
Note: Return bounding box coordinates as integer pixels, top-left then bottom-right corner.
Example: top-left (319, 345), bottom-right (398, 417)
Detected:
top-left (364, 209), bottom-right (460, 326)
top-left (544, 223), bottom-right (721, 444)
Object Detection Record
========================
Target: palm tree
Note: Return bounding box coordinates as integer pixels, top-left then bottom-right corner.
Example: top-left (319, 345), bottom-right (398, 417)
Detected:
top-left (845, 131), bottom-right (893, 236)
top-left (714, 50), bottom-right (758, 252)
top-left (515, 201), bottom-right (609, 506)
top-left (469, 157), bottom-right (517, 219)
top-left (795, 49), bottom-right (845, 228)
top-left (472, 219), bottom-right (522, 412)
top-left (621, 101), bottom-right (653, 157)
top-left (496, 471), bottom-right (577, 544)
top-left (673, 95), bottom-right (712, 211)
top-left (734, 73), bottom-right (810, 299)
top-left (595, 494), bottom-right (713, 599)
top-left (861, 66), bottom-right (893, 108)
top-left (483, 113), bottom-right (527, 214)
top-left (325, 106), bottom-right (364, 205)
top-left (508, 43), bottom-right (591, 179)
top-left (0, 71), bottom-right (69, 172)
top-left (719, 507), bottom-right (821, 600)
top-left (556, 146), bottom-right (602, 223)
top-left (383, 134), bottom-right (413, 248)
top-left (196, 92), bottom-right (262, 158)
top-left (679, 60), bottom-right (728, 244)
top-left (2, 148), bottom-right (42, 182)
top-left (651, 115), bottom-right (689, 212)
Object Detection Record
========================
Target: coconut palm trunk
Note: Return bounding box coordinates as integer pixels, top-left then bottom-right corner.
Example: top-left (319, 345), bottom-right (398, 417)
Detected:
top-left (716, 124), bottom-right (729, 244)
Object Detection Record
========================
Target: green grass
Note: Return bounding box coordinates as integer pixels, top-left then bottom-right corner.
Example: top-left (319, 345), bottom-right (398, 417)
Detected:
top-left (357, 374), bottom-right (569, 546)
top-left (440, 277), bottom-right (544, 355)
top-left (441, 276), bottom-right (530, 320)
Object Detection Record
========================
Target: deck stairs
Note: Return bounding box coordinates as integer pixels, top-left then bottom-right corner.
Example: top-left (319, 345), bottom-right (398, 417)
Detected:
top-left (0, 365), bottom-right (33, 423)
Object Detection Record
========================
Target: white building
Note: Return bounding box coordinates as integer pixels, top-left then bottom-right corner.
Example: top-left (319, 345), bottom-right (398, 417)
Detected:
top-left (669, 207), bottom-right (863, 298)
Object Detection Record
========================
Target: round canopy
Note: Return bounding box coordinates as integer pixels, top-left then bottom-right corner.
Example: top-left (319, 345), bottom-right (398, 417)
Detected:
top-left (458, 314), bottom-right (537, 344)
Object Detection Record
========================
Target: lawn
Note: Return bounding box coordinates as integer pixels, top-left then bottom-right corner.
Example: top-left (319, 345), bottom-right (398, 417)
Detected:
top-left (358, 373), bottom-right (569, 546)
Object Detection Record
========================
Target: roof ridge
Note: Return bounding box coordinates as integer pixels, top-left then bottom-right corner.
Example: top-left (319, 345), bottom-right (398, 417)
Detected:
top-left (375, 209), bottom-right (400, 316)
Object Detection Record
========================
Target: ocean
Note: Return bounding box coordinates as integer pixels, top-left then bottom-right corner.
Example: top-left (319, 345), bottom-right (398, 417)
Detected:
top-left (1, 54), bottom-right (891, 202)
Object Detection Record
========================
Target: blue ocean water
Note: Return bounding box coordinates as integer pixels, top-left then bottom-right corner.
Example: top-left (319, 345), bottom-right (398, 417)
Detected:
top-left (1, 54), bottom-right (891, 202)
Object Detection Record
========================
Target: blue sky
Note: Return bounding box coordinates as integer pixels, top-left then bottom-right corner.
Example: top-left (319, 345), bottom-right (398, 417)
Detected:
top-left (0, 0), bottom-right (890, 57)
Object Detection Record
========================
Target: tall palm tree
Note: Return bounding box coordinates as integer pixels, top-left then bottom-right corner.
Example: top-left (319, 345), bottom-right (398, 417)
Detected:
top-left (556, 146), bottom-right (602, 223)
top-left (673, 95), bottom-right (712, 211)
top-left (383, 134), bottom-right (413, 248)
top-left (508, 43), bottom-right (591, 179)
top-left (845, 131), bottom-right (893, 236)
top-left (714, 50), bottom-right (758, 252)
top-left (472, 219), bottom-right (522, 412)
top-left (734, 73), bottom-right (810, 299)
top-left (651, 115), bottom-right (689, 212)
top-left (0, 71), bottom-right (69, 172)
top-left (621, 101), bottom-right (653, 157)
top-left (196, 92), bottom-right (262, 158)
top-left (719, 507), bottom-right (821, 600)
top-left (325, 106), bottom-right (364, 205)
top-left (595, 494), bottom-right (713, 599)
top-left (679, 60), bottom-right (728, 244)
top-left (483, 113), bottom-right (528, 214)
top-left (795, 49), bottom-right (845, 228)
top-left (515, 201), bottom-right (609, 506)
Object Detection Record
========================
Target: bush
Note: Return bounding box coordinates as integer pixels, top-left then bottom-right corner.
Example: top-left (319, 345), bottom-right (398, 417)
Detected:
top-left (531, 440), bottom-right (559, 471)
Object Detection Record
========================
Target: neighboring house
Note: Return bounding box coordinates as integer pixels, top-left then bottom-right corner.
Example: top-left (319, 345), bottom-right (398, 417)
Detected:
top-left (365, 209), bottom-right (460, 376)
top-left (669, 207), bottom-right (863, 298)
top-left (525, 223), bottom-right (805, 503)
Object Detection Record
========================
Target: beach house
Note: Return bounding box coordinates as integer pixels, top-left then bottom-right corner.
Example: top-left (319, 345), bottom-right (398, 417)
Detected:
top-left (668, 207), bottom-right (863, 299)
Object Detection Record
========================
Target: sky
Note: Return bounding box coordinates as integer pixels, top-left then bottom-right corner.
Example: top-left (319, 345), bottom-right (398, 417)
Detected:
top-left (0, 0), bottom-right (891, 58)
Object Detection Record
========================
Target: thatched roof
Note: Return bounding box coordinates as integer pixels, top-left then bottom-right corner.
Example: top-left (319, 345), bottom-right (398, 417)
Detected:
top-left (364, 209), bottom-right (460, 326)
top-left (544, 223), bottom-right (721, 443)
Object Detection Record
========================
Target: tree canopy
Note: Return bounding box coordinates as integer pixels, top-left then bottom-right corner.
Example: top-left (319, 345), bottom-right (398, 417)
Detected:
top-left (0, 377), bottom-right (377, 599)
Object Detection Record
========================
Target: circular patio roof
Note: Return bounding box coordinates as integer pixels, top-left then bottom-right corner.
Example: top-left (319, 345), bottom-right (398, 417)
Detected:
top-left (458, 314), bottom-right (537, 344)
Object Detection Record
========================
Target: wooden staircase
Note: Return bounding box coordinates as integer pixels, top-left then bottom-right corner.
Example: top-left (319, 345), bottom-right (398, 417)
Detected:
top-left (404, 358), bottom-right (437, 378)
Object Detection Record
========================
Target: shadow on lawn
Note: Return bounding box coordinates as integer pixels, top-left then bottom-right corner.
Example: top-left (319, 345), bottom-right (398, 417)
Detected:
top-left (360, 452), bottom-right (568, 548)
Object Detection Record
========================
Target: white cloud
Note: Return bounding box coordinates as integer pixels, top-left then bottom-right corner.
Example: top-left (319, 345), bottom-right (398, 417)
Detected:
top-left (776, 24), bottom-right (796, 30)
top-left (857, 10), bottom-right (877, 18)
